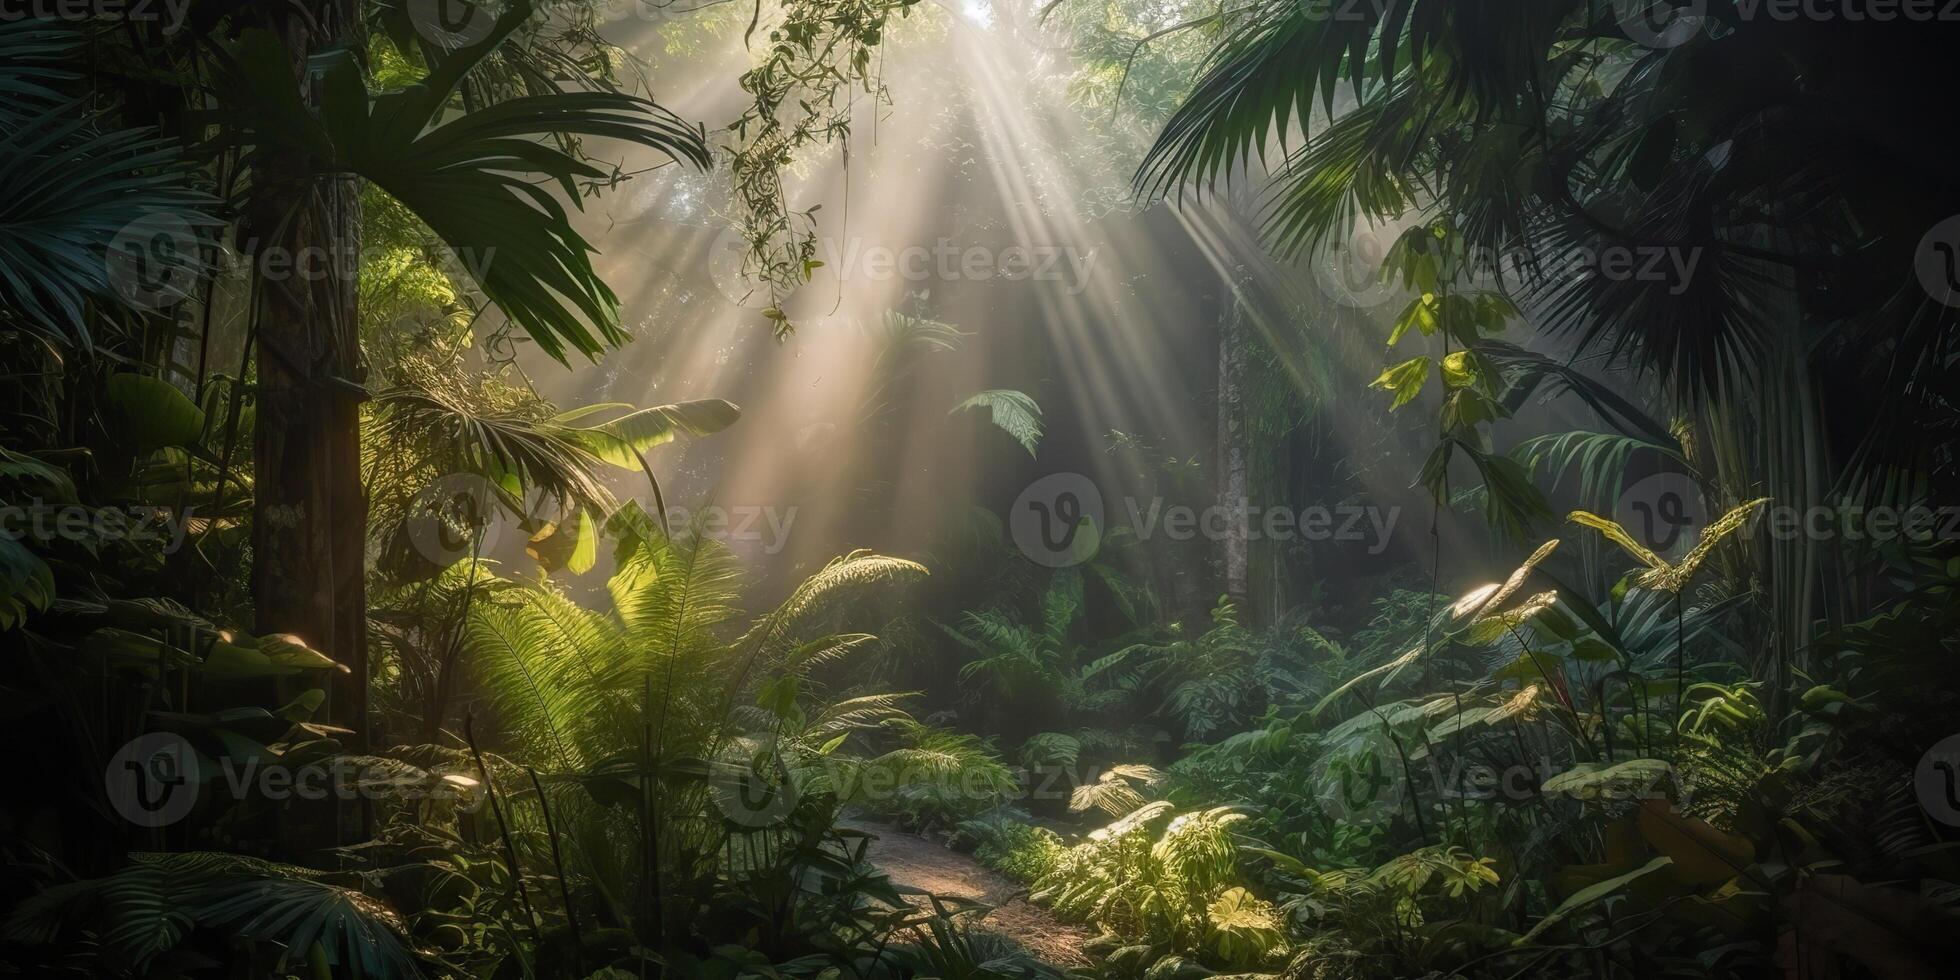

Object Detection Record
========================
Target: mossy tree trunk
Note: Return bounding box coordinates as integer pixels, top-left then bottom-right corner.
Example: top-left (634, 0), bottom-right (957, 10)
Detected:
top-left (245, 0), bottom-right (370, 846)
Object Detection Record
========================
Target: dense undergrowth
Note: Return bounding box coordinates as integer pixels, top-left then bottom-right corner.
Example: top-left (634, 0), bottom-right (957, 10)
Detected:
top-left (945, 529), bottom-right (1960, 979)
top-left (4, 1), bottom-right (1959, 979)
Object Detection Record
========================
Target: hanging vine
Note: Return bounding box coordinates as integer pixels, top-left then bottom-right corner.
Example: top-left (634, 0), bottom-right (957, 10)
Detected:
top-left (726, 0), bottom-right (921, 336)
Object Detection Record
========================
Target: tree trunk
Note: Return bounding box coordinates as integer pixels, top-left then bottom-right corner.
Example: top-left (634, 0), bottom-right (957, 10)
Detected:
top-left (1216, 269), bottom-right (1250, 607)
top-left (246, 0), bottom-right (369, 846)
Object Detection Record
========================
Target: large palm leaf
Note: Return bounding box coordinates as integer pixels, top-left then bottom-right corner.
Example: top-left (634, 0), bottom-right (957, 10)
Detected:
top-left (216, 0), bottom-right (710, 363)
top-left (369, 387), bottom-right (739, 577)
top-left (0, 20), bottom-right (216, 348)
top-left (4, 852), bottom-right (421, 978)
top-left (1135, 0), bottom-right (1572, 204)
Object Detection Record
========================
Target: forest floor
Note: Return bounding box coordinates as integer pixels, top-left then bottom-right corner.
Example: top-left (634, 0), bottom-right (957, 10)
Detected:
top-left (845, 821), bottom-right (1096, 967)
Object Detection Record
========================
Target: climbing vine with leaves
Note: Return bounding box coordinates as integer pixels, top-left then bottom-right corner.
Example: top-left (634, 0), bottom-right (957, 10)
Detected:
top-left (1366, 221), bottom-right (1550, 540)
top-left (726, 0), bottom-right (922, 335)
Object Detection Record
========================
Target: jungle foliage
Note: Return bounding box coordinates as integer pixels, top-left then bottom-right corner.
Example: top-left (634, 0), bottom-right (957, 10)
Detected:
top-left (3, 2), bottom-right (1959, 980)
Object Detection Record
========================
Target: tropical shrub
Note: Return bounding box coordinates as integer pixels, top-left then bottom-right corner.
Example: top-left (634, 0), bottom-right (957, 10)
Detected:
top-left (1031, 803), bottom-right (1280, 968)
top-left (960, 815), bottom-right (1068, 884)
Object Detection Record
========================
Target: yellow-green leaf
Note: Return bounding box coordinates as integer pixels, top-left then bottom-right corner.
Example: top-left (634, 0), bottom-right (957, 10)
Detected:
top-left (1370, 356), bottom-right (1432, 410)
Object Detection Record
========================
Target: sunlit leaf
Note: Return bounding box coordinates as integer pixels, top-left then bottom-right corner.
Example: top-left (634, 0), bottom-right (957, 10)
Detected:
top-left (1370, 356), bottom-right (1432, 409)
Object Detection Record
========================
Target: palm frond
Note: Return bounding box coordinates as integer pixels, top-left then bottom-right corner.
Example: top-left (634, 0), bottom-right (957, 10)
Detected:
top-left (0, 19), bottom-right (216, 347)
top-left (216, 1), bottom-right (709, 363)
top-left (6, 854), bottom-right (419, 978)
top-left (547, 399), bottom-right (741, 469)
top-left (1069, 764), bottom-right (1163, 817)
top-left (859, 311), bottom-right (969, 424)
top-left (1516, 430), bottom-right (1687, 514)
top-left (370, 386), bottom-right (618, 512)
top-left (1135, 1), bottom-right (1341, 202)
top-left (803, 692), bottom-right (917, 744)
top-left (153, 854), bottom-right (421, 978)
top-left (950, 389), bottom-right (1045, 456)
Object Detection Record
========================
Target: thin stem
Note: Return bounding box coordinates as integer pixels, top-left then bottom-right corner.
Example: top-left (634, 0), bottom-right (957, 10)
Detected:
top-left (465, 714), bottom-right (540, 940)
top-left (1674, 592), bottom-right (1685, 763)
top-left (527, 767), bottom-right (584, 975)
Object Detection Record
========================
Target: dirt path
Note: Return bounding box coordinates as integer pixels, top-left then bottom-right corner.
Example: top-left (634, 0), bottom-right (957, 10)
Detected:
top-left (845, 821), bottom-right (1096, 968)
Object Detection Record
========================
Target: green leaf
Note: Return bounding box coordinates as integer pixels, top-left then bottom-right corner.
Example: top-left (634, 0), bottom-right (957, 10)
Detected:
top-left (1569, 637), bottom-right (1619, 661)
top-left (1312, 646), bottom-right (1421, 717)
top-left (1467, 590), bottom-right (1558, 644)
top-left (1440, 350), bottom-right (1483, 389)
top-left (1542, 759), bottom-right (1673, 801)
top-left (1389, 293), bottom-right (1438, 346)
top-left (1517, 856), bottom-right (1673, 944)
top-left (1370, 356), bottom-right (1432, 410)
top-left (260, 634), bottom-right (345, 673)
top-left (0, 535), bottom-right (55, 629)
top-left (200, 639), bottom-right (288, 680)
top-left (104, 375), bottom-right (206, 450)
top-left (555, 399), bottom-right (742, 469)
top-left (566, 509), bottom-right (599, 575)
top-left (950, 389), bottom-right (1044, 456)
top-left (276, 689), bottom-right (327, 723)
top-left (0, 22), bottom-right (219, 349)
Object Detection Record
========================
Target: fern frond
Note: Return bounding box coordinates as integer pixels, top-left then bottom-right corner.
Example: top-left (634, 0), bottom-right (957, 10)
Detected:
top-left (736, 551), bottom-right (926, 665)
top-left (466, 600), bottom-right (612, 768)
top-left (614, 527), bottom-right (744, 659)
top-left (804, 692), bottom-right (918, 743)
